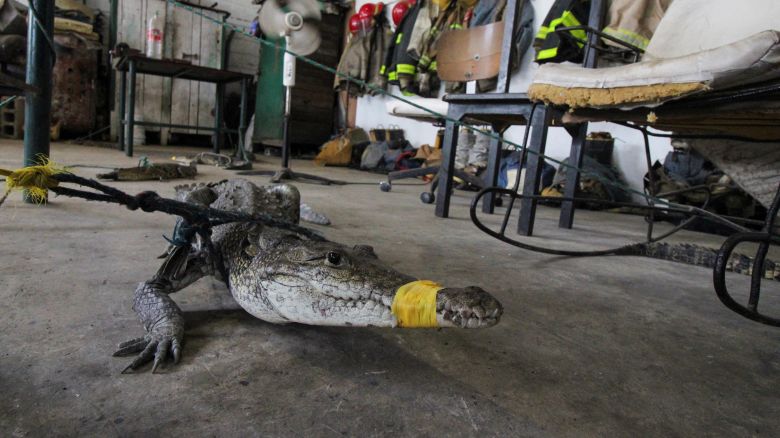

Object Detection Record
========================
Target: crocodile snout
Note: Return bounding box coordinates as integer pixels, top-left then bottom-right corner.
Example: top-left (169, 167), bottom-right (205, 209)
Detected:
top-left (435, 286), bottom-right (503, 328)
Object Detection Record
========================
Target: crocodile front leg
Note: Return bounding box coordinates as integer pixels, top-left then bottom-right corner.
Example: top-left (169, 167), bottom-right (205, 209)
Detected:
top-left (114, 246), bottom-right (216, 373)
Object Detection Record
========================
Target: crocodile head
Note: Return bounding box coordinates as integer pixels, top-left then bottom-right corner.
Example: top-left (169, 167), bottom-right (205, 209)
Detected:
top-left (225, 225), bottom-right (502, 329)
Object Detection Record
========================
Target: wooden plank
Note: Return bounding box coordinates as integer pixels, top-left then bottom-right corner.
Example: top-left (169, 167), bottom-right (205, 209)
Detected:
top-left (197, 8), bottom-right (221, 131)
top-left (160, 3), bottom-right (176, 144)
top-left (140, 0), bottom-right (167, 132)
top-left (139, 0), bottom-right (147, 120)
top-left (170, 1), bottom-right (194, 133)
top-left (229, 37), bottom-right (261, 75)
top-left (117, 0), bottom-right (145, 118)
top-left (187, 0), bottom-right (203, 133)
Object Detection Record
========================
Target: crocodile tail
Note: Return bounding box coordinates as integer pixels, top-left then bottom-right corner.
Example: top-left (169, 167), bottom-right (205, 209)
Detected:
top-left (624, 242), bottom-right (779, 281)
top-left (96, 171), bottom-right (118, 180)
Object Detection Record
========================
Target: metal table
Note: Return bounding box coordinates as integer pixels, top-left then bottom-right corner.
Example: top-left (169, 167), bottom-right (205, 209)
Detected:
top-left (115, 54), bottom-right (252, 157)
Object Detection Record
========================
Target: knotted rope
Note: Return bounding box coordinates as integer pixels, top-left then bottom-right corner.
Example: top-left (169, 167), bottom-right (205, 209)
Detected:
top-left (0, 161), bottom-right (325, 242)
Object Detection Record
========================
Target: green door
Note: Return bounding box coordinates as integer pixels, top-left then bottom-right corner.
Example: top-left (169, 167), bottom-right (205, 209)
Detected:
top-left (253, 38), bottom-right (285, 146)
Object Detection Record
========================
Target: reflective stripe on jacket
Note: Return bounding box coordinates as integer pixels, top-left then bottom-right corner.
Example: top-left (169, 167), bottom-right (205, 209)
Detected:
top-left (533, 0), bottom-right (590, 63)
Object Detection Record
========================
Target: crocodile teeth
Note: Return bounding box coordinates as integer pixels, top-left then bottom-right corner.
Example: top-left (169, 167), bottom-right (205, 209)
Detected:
top-left (451, 313), bottom-right (461, 325)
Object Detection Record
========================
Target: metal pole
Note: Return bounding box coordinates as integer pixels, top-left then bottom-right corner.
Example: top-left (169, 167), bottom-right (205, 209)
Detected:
top-left (22, 0), bottom-right (55, 203)
top-left (109, 0), bottom-right (118, 54)
top-left (108, 0), bottom-right (118, 112)
top-left (117, 69), bottom-right (126, 151)
top-left (281, 85), bottom-right (292, 169)
top-left (213, 82), bottom-right (224, 153)
top-left (125, 59), bottom-right (136, 157)
top-left (238, 77), bottom-right (248, 159)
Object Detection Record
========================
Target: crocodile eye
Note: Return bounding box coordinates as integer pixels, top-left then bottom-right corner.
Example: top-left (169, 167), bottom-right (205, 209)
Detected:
top-left (325, 251), bottom-right (342, 266)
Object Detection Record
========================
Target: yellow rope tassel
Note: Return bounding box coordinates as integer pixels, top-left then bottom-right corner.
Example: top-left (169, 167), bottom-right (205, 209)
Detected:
top-left (0, 157), bottom-right (65, 204)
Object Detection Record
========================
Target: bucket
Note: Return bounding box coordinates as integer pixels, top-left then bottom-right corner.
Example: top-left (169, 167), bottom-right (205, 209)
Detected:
top-left (584, 132), bottom-right (614, 166)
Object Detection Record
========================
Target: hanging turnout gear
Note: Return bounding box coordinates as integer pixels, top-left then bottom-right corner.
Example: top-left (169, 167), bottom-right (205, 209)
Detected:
top-left (382, 0), bottom-right (424, 95)
top-left (335, 14), bottom-right (391, 96)
top-left (533, 0), bottom-right (590, 64)
top-left (414, 0), bottom-right (469, 96)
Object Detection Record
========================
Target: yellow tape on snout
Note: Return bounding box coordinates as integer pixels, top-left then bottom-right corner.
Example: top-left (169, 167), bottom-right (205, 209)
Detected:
top-left (392, 280), bottom-right (444, 328)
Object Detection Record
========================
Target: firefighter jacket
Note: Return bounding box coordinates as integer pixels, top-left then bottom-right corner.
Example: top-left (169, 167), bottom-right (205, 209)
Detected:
top-left (334, 16), bottom-right (392, 96)
top-left (415, 0), bottom-right (469, 96)
top-left (533, 0), bottom-right (590, 64)
top-left (382, 1), bottom-right (424, 95)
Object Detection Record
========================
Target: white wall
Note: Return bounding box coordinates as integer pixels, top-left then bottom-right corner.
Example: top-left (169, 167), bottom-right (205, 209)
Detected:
top-left (354, 0), bottom-right (672, 197)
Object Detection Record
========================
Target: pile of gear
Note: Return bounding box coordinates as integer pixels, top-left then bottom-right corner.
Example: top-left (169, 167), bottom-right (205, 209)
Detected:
top-left (644, 141), bottom-right (767, 234)
top-left (314, 126), bottom-right (445, 174)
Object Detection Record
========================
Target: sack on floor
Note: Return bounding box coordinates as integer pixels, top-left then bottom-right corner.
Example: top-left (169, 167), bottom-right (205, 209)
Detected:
top-left (414, 144), bottom-right (442, 166)
top-left (395, 150), bottom-right (422, 171)
top-left (344, 127), bottom-right (370, 145)
top-left (361, 142), bottom-right (389, 170)
top-left (314, 137), bottom-right (352, 166)
top-left (383, 140), bottom-right (416, 171)
top-left (314, 128), bottom-right (370, 167)
top-left (350, 142), bottom-right (370, 168)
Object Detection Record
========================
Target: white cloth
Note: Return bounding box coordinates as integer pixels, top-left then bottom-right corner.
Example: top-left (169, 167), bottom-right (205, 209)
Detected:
top-left (530, 0), bottom-right (780, 107)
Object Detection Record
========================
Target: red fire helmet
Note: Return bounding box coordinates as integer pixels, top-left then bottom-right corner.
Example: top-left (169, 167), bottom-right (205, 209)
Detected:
top-left (392, 1), bottom-right (410, 26)
top-left (358, 3), bottom-right (377, 18)
top-left (348, 14), bottom-right (363, 34)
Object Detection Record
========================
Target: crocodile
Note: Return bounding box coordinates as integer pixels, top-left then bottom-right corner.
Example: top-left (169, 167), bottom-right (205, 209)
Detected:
top-left (114, 179), bottom-right (503, 373)
top-left (97, 162), bottom-right (197, 181)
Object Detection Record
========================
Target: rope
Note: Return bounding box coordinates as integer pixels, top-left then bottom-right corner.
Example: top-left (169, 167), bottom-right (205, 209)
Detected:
top-left (0, 161), bottom-right (325, 241)
top-left (0, 157), bottom-right (63, 205)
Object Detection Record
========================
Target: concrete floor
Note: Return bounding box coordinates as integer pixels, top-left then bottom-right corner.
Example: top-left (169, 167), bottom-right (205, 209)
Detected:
top-left (1, 140), bottom-right (779, 437)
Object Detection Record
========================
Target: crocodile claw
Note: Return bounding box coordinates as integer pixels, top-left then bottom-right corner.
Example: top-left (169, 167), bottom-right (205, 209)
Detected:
top-left (114, 331), bottom-right (182, 374)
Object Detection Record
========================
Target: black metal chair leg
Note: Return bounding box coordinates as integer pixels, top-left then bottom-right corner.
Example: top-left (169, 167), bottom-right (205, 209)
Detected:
top-left (482, 135), bottom-right (502, 214)
top-left (435, 119), bottom-right (459, 218)
top-left (518, 106), bottom-right (551, 236)
top-left (559, 123), bottom-right (588, 229)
